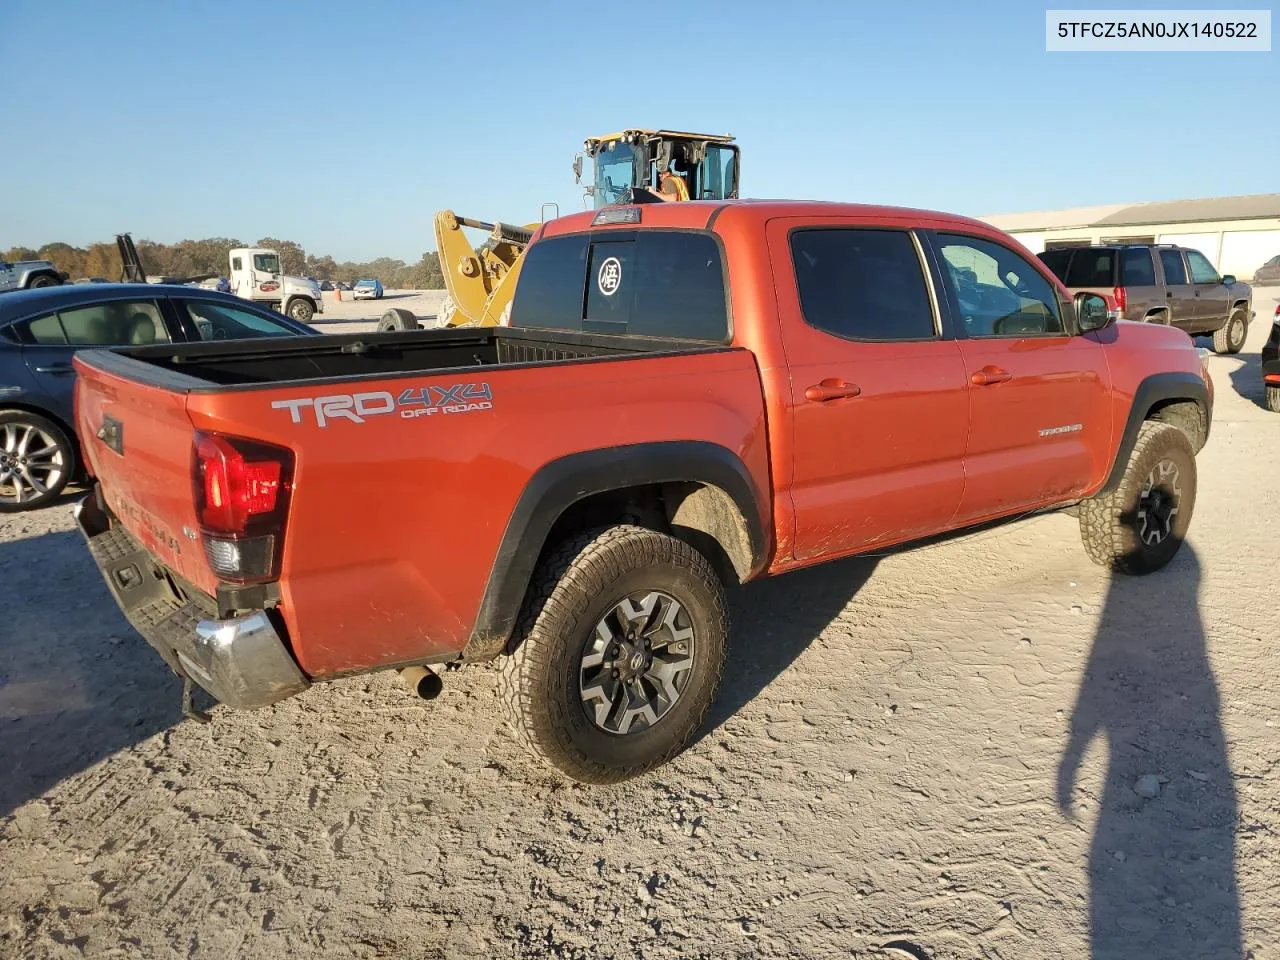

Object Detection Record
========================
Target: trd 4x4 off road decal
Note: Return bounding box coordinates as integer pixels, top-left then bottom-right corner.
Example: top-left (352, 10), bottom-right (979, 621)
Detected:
top-left (271, 383), bottom-right (493, 428)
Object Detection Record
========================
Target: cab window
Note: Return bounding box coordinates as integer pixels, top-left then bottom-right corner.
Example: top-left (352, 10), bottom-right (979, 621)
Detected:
top-left (510, 230), bottom-right (729, 342)
top-left (936, 234), bottom-right (1064, 337)
top-left (789, 228), bottom-right (937, 341)
top-left (1185, 250), bottom-right (1219, 284)
top-left (16, 301), bottom-right (169, 345)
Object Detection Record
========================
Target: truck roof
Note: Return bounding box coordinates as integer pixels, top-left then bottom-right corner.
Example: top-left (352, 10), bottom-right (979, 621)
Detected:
top-left (538, 199), bottom-right (1001, 240)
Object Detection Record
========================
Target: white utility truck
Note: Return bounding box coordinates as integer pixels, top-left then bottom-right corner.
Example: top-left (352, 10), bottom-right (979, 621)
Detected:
top-left (228, 247), bottom-right (323, 323)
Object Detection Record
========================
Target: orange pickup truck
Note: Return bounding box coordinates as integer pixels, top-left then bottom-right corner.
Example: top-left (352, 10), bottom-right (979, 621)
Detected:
top-left (71, 200), bottom-right (1213, 784)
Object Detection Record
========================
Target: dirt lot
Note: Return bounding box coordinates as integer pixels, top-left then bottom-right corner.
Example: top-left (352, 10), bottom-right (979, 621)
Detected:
top-left (311, 290), bottom-right (448, 334)
top-left (1, 291), bottom-right (1278, 959)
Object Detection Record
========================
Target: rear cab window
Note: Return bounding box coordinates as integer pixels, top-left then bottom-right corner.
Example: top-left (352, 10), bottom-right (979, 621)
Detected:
top-left (510, 230), bottom-right (729, 342)
top-left (1063, 250), bottom-right (1114, 287)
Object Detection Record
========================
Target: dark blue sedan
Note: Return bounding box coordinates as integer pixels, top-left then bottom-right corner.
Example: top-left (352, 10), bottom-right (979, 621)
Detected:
top-left (0, 283), bottom-right (320, 512)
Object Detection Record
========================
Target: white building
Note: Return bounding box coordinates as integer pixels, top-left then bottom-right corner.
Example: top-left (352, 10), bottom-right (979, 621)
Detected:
top-left (980, 193), bottom-right (1280, 282)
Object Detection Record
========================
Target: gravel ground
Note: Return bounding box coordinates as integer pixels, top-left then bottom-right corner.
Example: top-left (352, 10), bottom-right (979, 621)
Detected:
top-left (311, 290), bottom-right (448, 334)
top-left (1, 290), bottom-right (1278, 959)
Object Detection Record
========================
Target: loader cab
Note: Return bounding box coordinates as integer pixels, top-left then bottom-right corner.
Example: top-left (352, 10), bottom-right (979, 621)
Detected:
top-left (578, 130), bottom-right (739, 209)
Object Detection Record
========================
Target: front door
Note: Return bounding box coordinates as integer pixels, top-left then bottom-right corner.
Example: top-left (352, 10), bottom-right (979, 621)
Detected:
top-left (929, 231), bottom-right (1113, 523)
top-left (767, 219), bottom-right (970, 562)
top-left (1185, 248), bottom-right (1231, 327)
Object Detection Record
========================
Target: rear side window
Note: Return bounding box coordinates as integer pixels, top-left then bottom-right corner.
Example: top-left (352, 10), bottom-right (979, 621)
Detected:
top-left (1159, 250), bottom-right (1187, 284)
top-left (510, 231), bottom-right (729, 341)
top-left (1120, 248), bottom-right (1156, 285)
top-left (1064, 250), bottom-right (1114, 286)
top-left (789, 229), bottom-right (936, 341)
top-left (1037, 249), bottom-right (1073, 282)
top-left (15, 301), bottom-right (169, 346)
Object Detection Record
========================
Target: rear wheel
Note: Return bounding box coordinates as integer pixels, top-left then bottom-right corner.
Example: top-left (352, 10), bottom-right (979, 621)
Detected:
top-left (500, 525), bottom-right (728, 784)
top-left (27, 274), bottom-right (59, 289)
top-left (1078, 421), bottom-right (1196, 574)
top-left (0, 411), bottom-right (73, 512)
top-left (286, 298), bottom-right (315, 323)
top-left (1212, 308), bottom-right (1248, 354)
top-left (1265, 385), bottom-right (1280, 413)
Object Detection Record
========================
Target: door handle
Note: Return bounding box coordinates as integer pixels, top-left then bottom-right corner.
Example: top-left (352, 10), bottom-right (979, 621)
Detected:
top-left (34, 364), bottom-right (74, 375)
top-left (1166, 291), bottom-right (1175, 298)
top-left (804, 379), bottom-right (862, 402)
top-left (970, 366), bottom-right (1012, 386)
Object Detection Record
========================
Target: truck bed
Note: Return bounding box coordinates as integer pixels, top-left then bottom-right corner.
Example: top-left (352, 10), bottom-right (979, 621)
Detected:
top-left (85, 326), bottom-right (724, 389)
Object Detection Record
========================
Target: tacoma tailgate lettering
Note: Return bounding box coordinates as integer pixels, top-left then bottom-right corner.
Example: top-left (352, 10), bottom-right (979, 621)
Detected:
top-left (272, 382), bottom-right (493, 428)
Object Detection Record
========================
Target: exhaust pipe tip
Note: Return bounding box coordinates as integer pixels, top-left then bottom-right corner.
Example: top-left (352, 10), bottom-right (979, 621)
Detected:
top-left (399, 665), bottom-right (443, 700)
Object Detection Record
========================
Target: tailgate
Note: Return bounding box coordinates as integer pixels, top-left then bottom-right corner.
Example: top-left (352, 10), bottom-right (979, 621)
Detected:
top-left (73, 354), bottom-right (216, 595)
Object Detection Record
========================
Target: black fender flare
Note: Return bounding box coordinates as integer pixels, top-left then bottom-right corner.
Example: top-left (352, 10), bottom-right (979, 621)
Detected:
top-left (463, 440), bottom-right (767, 660)
top-left (1098, 371), bottom-right (1210, 495)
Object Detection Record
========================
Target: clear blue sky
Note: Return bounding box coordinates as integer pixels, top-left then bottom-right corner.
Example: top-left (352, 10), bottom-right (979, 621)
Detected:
top-left (1, 0), bottom-right (1275, 262)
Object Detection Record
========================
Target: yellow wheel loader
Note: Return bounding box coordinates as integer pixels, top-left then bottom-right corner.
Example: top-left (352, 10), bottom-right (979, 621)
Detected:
top-left (430, 129), bottom-right (739, 328)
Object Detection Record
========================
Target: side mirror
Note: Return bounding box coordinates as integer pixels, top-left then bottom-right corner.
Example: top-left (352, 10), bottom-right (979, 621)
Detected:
top-left (572, 154), bottom-right (583, 184)
top-left (1076, 292), bottom-right (1113, 332)
top-left (1222, 274), bottom-right (1236, 285)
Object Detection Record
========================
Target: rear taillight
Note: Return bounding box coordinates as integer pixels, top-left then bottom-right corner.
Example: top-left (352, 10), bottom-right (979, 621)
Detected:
top-left (193, 431), bottom-right (294, 583)
top-left (1112, 286), bottom-right (1127, 313)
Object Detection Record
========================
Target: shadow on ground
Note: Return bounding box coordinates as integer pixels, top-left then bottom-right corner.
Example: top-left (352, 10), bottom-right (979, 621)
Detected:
top-left (1057, 545), bottom-right (1241, 957)
top-left (1226, 348), bottom-right (1267, 409)
top-left (698, 554), bottom-right (878, 739)
top-left (0, 530), bottom-right (184, 817)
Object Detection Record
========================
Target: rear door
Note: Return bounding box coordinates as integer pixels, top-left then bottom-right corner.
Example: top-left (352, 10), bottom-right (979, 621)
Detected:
top-left (928, 230), bottom-right (1112, 522)
top-left (1157, 248), bottom-right (1197, 329)
top-left (1117, 247), bottom-right (1162, 320)
top-left (766, 218), bottom-right (970, 560)
top-left (1185, 248), bottom-right (1231, 326)
top-left (20, 298), bottom-right (174, 422)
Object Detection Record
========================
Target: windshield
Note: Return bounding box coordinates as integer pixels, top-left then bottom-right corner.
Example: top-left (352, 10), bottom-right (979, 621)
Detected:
top-left (592, 142), bottom-right (639, 208)
top-left (356, 280), bottom-right (375, 287)
top-left (253, 253), bottom-right (281, 274)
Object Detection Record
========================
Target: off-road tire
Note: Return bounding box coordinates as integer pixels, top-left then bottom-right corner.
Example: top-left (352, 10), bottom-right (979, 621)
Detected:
top-left (286, 298), bottom-right (315, 323)
top-left (0, 410), bottom-right (74, 512)
top-left (1265, 385), bottom-right (1280, 413)
top-left (1079, 421), bottom-right (1196, 574)
top-left (499, 525), bottom-right (728, 784)
top-left (376, 307), bottom-right (420, 332)
top-left (1212, 308), bottom-right (1248, 354)
top-left (27, 274), bottom-right (59, 289)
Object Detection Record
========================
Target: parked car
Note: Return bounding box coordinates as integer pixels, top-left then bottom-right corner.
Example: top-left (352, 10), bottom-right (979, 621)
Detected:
top-left (320, 280), bottom-right (334, 291)
top-left (0, 283), bottom-right (321, 511)
top-left (0, 258), bottom-right (67, 293)
top-left (352, 279), bottom-right (383, 300)
top-left (70, 200), bottom-right (1212, 784)
top-left (1037, 243), bottom-right (1253, 354)
top-left (1262, 303), bottom-right (1280, 412)
top-left (333, 282), bottom-right (351, 292)
top-left (1253, 255), bottom-right (1280, 287)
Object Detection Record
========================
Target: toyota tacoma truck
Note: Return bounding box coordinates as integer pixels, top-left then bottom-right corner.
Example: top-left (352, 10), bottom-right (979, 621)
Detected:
top-left (70, 200), bottom-right (1213, 784)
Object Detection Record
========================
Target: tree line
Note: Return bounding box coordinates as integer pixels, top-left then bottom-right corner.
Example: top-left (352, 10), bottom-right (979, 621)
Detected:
top-left (2, 237), bottom-right (445, 289)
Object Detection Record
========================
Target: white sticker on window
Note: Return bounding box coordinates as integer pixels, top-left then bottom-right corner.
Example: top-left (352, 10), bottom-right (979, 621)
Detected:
top-left (597, 257), bottom-right (622, 296)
